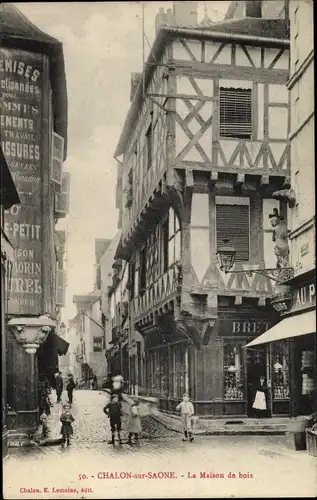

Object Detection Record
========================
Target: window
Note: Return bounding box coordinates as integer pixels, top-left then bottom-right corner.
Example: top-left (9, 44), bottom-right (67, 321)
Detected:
top-left (145, 122), bottom-right (153, 170)
top-left (216, 201), bottom-right (250, 261)
top-left (220, 87), bottom-right (252, 139)
top-left (272, 341), bottom-right (290, 400)
top-left (168, 208), bottom-right (181, 267)
top-left (93, 337), bottom-right (103, 353)
top-left (224, 343), bottom-right (244, 400)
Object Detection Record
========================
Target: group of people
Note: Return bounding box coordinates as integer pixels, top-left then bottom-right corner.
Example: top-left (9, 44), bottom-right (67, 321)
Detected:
top-left (103, 373), bottom-right (142, 445)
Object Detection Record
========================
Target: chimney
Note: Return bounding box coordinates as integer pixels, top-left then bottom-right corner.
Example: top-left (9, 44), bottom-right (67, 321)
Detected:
top-left (245, 0), bottom-right (262, 18)
top-left (173, 1), bottom-right (198, 27)
top-left (155, 7), bottom-right (174, 35)
top-left (130, 72), bottom-right (142, 102)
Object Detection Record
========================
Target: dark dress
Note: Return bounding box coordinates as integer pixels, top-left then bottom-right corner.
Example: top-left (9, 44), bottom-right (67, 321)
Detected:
top-left (67, 378), bottom-right (76, 404)
top-left (104, 401), bottom-right (122, 432)
top-left (56, 375), bottom-right (63, 401)
top-left (60, 412), bottom-right (74, 439)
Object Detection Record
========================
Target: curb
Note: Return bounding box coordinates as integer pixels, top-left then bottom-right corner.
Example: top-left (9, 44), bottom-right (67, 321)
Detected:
top-left (151, 414), bottom-right (286, 436)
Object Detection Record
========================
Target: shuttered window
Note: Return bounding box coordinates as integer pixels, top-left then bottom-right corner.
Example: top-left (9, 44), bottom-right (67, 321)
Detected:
top-left (220, 87), bottom-right (252, 139)
top-left (216, 204), bottom-right (250, 261)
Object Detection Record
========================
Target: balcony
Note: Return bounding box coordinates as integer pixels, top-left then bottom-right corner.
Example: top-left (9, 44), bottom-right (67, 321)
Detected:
top-left (133, 262), bottom-right (182, 324)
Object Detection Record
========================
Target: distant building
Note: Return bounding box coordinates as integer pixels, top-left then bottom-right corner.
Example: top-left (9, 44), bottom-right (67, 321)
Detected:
top-left (69, 291), bottom-right (105, 387)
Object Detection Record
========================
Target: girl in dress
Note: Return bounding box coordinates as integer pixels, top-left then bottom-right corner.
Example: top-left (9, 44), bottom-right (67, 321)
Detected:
top-left (127, 400), bottom-right (142, 444)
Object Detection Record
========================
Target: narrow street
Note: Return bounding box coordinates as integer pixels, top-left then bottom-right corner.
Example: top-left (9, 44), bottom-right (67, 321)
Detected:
top-left (4, 390), bottom-right (316, 499)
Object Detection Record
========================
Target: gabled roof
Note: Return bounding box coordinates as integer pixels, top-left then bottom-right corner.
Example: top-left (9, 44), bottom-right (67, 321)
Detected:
top-left (114, 19), bottom-right (289, 157)
top-left (0, 4), bottom-right (68, 159)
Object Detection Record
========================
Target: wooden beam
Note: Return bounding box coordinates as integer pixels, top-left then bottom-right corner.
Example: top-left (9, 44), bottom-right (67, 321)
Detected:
top-left (258, 296), bottom-right (266, 307)
top-left (234, 296), bottom-right (243, 306)
top-left (147, 92), bottom-right (217, 102)
top-left (235, 173), bottom-right (245, 187)
top-left (185, 169), bottom-right (194, 188)
top-left (209, 170), bottom-right (218, 185)
top-left (260, 174), bottom-right (270, 186)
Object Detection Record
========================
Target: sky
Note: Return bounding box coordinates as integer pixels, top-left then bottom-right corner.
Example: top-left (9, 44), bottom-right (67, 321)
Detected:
top-left (16, 1), bottom-right (229, 321)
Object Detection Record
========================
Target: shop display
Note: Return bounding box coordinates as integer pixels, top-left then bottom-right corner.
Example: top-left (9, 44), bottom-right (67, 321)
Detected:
top-left (301, 350), bottom-right (316, 395)
top-left (224, 344), bottom-right (244, 400)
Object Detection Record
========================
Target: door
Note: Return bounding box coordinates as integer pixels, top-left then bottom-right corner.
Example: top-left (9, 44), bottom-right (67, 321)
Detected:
top-left (246, 347), bottom-right (266, 417)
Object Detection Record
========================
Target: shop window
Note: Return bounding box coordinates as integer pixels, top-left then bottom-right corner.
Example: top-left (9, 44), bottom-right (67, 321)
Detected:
top-left (171, 345), bottom-right (186, 399)
top-left (224, 343), bottom-right (244, 400)
top-left (216, 202), bottom-right (250, 261)
top-left (219, 87), bottom-right (252, 139)
top-left (6, 340), bottom-right (16, 411)
top-left (272, 341), bottom-right (290, 400)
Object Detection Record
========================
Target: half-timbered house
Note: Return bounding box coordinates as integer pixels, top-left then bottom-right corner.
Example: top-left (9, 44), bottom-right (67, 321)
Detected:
top-left (114, 1), bottom-right (292, 417)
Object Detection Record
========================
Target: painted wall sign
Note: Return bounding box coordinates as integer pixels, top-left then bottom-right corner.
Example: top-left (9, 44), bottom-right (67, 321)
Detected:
top-left (0, 48), bottom-right (44, 315)
top-left (218, 319), bottom-right (272, 336)
top-left (291, 281), bottom-right (316, 314)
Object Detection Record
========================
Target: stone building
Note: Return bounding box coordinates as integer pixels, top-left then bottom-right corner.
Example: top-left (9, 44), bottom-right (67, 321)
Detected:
top-left (113, 1), bottom-right (293, 417)
top-left (1, 4), bottom-right (69, 443)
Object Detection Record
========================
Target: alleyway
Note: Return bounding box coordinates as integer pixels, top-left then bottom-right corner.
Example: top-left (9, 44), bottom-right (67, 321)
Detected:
top-left (4, 390), bottom-right (316, 499)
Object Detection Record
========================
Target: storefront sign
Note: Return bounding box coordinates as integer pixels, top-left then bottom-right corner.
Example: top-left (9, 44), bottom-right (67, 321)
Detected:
top-left (290, 282), bottom-right (316, 314)
top-left (218, 319), bottom-right (272, 336)
top-left (1, 48), bottom-right (44, 315)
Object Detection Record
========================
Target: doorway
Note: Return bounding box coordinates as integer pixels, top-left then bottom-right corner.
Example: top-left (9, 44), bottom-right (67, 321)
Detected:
top-left (246, 347), bottom-right (267, 417)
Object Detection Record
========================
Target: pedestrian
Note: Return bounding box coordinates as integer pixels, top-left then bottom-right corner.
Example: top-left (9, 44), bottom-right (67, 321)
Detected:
top-left (66, 374), bottom-right (76, 405)
top-left (176, 394), bottom-right (195, 442)
top-left (103, 394), bottom-right (123, 445)
top-left (40, 410), bottom-right (49, 438)
top-left (60, 403), bottom-right (75, 447)
top-left (252, 376), bottom-right (269, 418)
top-left (90, 377), bottom-right (94, 391)
top-left (55, 371), bottom-right (63, 403)
top-left (127, 400), bottom-right (142, 445)
top-left (38, 374), bottom-right (51, 416)
top-left (93, 374), bottom-right (98, 390)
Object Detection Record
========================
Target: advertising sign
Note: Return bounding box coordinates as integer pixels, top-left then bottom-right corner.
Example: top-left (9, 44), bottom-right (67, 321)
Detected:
top-left (0, 48), bottom-right (44, 314)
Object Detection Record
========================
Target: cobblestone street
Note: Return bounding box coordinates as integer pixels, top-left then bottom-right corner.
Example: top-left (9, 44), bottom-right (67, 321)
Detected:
top-left (4, 391), bottom-right (316, 499)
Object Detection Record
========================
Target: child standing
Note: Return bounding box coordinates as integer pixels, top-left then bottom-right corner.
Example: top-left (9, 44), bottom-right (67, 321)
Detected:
top-left (176, 394), bottom-right (195, 442)
top-left (104, 395), bottom-right (123, 445)
top-left (127, 400), bottom-right (142, 444)
top-left (60, 403), bottom-right (75, 447)
top-left (40, 410), bottom-right (49, 439)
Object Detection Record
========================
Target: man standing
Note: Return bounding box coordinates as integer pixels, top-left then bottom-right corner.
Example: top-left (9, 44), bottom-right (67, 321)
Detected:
top-left (66, 374), bottom-right (76, 405)
top-left (55, 372), bottom-right (63, 403)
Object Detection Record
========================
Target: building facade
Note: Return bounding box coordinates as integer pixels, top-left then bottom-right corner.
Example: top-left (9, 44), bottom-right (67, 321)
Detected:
top-left (1, 4), bottom-right (69, 441)
top-left (112, 1), bottom-right (294, 417)
top-left (1, 146), bottom-right (20, 457)
top-left (246, 0), bottom-right (316, 418)
top-left (69, 291), bottom-right (106, 388)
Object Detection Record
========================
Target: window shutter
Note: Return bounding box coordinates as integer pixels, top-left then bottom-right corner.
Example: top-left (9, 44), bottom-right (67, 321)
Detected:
top-left (220, 88), bottom-right (252, 139)
top-left (56, 268), bottom-right (66, 306)
top-left (216, 204), bottom-right (249, 261)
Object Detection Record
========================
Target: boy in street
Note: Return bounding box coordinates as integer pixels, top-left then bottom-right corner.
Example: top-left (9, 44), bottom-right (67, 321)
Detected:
top-left (104, 394), bottom-right (123, 445)
top-left (176, 394), bottom-right (195, 442)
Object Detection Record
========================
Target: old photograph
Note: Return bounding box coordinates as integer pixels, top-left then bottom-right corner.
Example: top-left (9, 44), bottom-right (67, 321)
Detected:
top-left (1, 1), bottom-right (316, 498)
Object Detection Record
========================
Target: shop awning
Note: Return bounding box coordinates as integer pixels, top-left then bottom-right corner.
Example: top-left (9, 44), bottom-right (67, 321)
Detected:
top-left (50, 332), bottom-right (69, 356)
top-left (244, 310), bottom-right (316, 348)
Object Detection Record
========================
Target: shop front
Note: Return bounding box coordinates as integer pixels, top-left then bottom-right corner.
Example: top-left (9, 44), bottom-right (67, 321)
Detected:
top-left (245, 272), bottom-right (316, 418)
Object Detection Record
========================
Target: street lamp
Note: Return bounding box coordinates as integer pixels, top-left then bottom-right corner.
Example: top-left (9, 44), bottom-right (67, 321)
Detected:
top-left (216, 239), bottom-right (295, 284)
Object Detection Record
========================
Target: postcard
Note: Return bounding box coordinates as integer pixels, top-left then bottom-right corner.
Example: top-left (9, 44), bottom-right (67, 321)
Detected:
top-left (2, 1), bottom-right (316, 499)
